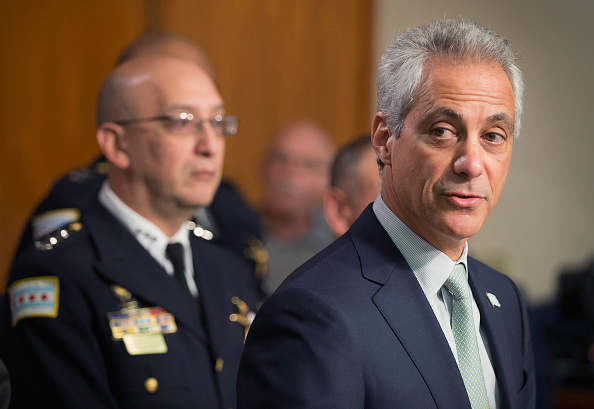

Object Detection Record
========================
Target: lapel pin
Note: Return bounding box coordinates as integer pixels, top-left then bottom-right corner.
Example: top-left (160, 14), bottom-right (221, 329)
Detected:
top-left (486, 292), bottom-right (501, 308)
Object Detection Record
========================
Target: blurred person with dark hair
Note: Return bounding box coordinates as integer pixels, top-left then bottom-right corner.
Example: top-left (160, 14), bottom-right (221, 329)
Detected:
top-left (324, 135), bottom-right (380, 238)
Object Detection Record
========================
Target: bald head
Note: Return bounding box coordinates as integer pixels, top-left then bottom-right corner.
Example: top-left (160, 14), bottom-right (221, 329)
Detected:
top-left (262, 120), bottom-right (334, 217)
top-left (96, 56), bottom-right (218, 127)
top-left (270, 121), bottom-right (334, 156)
top-left (116, 31), bottom-right (217, 83)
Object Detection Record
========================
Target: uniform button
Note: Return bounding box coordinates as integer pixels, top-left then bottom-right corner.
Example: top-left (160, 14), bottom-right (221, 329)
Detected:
top-left (144, 377), bottom-right (159, 393)
top-left (215, 357), bottom-right (224, 372)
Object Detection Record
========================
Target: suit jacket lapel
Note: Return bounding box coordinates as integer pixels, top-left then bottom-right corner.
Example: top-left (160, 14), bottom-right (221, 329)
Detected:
top-left (351, 208), bottom-right (471, 408)
top-left (85, 202), bottom-right (208, 344)
top-left (468, 260), bottom-right (515, 409)
top-left (191, 237), bottom-right (233, 358)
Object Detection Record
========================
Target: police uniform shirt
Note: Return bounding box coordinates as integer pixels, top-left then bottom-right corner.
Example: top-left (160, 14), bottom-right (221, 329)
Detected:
top-left (98, 181), bottom-right (198, 297)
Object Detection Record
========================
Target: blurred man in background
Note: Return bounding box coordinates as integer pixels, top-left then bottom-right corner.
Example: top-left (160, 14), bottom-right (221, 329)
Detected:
top-left (259, 120), bottom-right (334, 293)
top-left (324, 135), bottom-right (380, 238)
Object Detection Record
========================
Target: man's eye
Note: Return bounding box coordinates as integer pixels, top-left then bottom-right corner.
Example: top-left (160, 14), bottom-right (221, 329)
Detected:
top-left (431, 127), bottom-right (450, 137)
top-left (484, 132), bottom-right (505, 143)
top-left (167, 118), bottom-right (194, 134)
top-left (172, 118), bottom-right (191, 127)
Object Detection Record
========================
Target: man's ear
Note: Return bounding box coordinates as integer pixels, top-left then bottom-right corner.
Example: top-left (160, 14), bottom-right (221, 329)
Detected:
top-left (96, 123), bottom-right (130, 169)
top-left (323, 188), bottom-right (352, 238)
top-left (371, 112), bottom-right (392, 167)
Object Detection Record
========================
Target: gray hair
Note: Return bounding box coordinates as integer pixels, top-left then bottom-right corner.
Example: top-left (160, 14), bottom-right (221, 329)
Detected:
top-left (377, 19), bottom-right (524, 139)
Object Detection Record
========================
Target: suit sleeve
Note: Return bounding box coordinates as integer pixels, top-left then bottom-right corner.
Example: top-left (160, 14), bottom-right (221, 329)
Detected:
top-left (237, 287), bottom-right (365, 409)
top-left (0, 269), bottom-right (119, 408)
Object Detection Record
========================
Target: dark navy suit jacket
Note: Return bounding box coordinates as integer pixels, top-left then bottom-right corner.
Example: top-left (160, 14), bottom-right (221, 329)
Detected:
top-left (1, 200), bottom-right (261, 408)
top-left (237, 206), bottom-right (536, 409)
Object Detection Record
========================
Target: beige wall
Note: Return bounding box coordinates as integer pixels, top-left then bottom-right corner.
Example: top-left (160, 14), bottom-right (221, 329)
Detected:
top-left (373, 0), bottom-right (594, 304)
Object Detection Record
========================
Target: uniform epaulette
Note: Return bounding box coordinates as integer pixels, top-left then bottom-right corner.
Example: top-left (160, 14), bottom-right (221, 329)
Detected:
top-left (34, 221), bottom-right (83, 251)
top-left (66, 159), bottom-right (109, 183)
top-left (32, 208), bottom-right (81, 240)
top-left (186, 220), bottom-right (215, 241)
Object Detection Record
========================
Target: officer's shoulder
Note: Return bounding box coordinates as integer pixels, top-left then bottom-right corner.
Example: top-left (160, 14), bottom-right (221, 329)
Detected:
top-left (32, 219), bottom-right (86, 253)
top-left (34, 157), bottom-right (108, 215)
top-left (55, 157), bottom-right (108, 187)
top-left (8, 218), bottom-right (89, 286)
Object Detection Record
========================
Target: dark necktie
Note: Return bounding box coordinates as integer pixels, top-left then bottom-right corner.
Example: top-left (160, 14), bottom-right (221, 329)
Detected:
top-left (165, 243), bottom-right (194, 302)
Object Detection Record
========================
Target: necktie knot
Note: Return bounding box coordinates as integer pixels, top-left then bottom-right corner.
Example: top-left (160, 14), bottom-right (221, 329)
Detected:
top-left (445, 263), bottom-right (470, 300)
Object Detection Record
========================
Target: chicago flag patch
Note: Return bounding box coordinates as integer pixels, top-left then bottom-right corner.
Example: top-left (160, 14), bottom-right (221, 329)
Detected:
top-left (9, 277), bottom-right (59, 326)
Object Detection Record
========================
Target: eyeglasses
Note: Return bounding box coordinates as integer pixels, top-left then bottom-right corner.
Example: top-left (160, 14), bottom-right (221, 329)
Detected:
top-left (114, 113), bottom-right (238, 136)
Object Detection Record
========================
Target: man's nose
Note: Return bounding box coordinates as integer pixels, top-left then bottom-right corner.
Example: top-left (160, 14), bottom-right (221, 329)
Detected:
top-left (452, 138), bottom-right (485, 179)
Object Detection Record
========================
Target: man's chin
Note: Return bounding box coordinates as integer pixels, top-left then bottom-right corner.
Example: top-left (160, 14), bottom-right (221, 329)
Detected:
top-left (178, 195), bottom-right (216, 213)
top-left (442, 220), bottom-right (484, 241)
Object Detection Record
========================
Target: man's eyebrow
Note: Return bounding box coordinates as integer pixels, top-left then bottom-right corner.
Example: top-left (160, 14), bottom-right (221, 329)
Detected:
top-left (166, 103), bottom-right (226, 113)
top-left (210, 103), bottom-right (226, 113)
top-left (421, 107), bottom-right (463, 124)
top-left (486, 113), bottom-right (514, 131)
top-left (421, 108), bottom-right (514, 131)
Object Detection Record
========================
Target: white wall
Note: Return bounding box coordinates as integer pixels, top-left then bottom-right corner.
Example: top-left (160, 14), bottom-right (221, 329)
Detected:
top-left (372, 0), bottom-right (594, 304)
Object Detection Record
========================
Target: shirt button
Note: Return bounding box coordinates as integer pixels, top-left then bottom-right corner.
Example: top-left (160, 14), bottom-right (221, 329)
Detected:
top-left (215, 357), bottom-right (224, 372)
top-left (144, 377), bottom-right (159, 393)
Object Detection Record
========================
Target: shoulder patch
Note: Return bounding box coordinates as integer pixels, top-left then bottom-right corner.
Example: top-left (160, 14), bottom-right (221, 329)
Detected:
top-left (8, 277), bottom-right (59, 326)
top-left (32, 208), bottom-right (80, 239)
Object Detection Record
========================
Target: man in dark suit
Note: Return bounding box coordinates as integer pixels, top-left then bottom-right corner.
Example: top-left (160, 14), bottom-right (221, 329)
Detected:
top-left (237, 19), bottom-right (535, 409)
top-left (1, 56), bottom-right (260, 408)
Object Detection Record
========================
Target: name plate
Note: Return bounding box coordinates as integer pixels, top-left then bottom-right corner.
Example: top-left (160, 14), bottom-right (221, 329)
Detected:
top-left (123, 333), bottom-right (168, 355)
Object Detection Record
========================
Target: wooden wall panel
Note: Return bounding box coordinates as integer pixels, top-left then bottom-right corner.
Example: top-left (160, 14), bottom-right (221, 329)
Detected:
top-left (0, 1), bottom-right (147, 290)
top-left (145, 0), bottom-right (372, 205)
top-left (0, 0), bottom-right (372, 291)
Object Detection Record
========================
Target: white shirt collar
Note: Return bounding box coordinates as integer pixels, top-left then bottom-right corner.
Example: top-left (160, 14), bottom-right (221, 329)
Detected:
top-left (372, 193), bottom-right (468, 297)
top-left (98, 181), bottom-right (191, 268)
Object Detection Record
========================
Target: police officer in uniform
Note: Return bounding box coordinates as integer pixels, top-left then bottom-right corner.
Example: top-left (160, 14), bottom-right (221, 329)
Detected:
top-left (0, 56), bottom-right (260, 408)
top-left (12, 32), bottom-right (268, 297)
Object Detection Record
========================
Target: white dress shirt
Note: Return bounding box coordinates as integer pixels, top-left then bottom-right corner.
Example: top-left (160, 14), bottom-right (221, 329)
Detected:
top-left (98, 181), bottom-right (198, 297)
top-left (373, 194), bottom-right (499, 408)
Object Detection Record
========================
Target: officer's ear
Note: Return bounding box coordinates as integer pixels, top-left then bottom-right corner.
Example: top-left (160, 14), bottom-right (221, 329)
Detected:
top-left (96, 122), bottom-right (130, 169)
top-left (323, 187), bottom-right (352, 238)
top-left (371, 112), bottom-right (392, 167)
